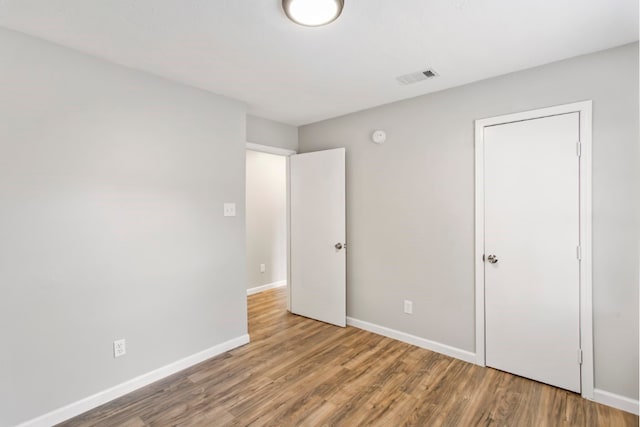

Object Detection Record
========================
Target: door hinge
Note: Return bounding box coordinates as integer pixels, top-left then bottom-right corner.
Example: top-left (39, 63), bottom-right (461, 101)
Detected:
top-left (576, 245), bottom-right (582, 260)
top-left (576, 141), bottom-right (582, 157)
top-left (578, 349), bottom-right (583, 365)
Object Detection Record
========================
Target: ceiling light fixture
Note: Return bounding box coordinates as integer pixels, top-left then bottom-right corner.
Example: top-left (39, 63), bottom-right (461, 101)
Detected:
top-left (282, 0), bottom-right (344, 27)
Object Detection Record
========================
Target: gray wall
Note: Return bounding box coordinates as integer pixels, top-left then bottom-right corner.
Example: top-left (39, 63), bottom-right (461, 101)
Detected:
top-left (0, 28), bottom-right (248, 426)
top-left (247, 114), bottom-right (298, 151)
top-left (299, 43), bottom-right (639, 400)
top-left (246, 150), bottom-right (287, 289)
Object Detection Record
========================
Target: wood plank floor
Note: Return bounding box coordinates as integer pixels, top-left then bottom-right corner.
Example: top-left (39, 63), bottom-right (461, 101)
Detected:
top-left (60, 287), bottom-right (638, 426)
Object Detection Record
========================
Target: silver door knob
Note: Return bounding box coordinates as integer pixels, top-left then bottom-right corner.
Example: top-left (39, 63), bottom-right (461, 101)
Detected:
top-left (335, 243), bottom-right (343, 250)
top-left (487, 254), bottom-right (498, 264)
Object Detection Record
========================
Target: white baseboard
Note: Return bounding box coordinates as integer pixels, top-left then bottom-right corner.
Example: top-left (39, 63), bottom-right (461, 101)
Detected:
top-left (247, 280), bottom-right (286, 296)
top-left (346, 317), bottom-right (476, 364)
top-left (593, 389), bottom-right (639, 415)
top-left (17, 334), bottom-right (250, 427)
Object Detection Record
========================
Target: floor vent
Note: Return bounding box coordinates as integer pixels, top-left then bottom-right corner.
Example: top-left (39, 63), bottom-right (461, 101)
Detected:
top-left (396, 68), bottom-right (439, 85)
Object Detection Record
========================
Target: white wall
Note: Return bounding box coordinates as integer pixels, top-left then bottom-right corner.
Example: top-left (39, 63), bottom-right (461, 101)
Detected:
top-left (299, 43), bottom-right (639, 401)
top-left (246, 150), bottom-right (287, 289)
top-left (247, 114), bottom-right (298, 152)
top-left (0, 27), bottom-right (248, 426)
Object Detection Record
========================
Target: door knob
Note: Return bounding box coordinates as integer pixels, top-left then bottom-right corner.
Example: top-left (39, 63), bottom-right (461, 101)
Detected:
top-left (335, 243), bottom-right (344, 250)
top-left (487, 254), bottom-right (498, 264)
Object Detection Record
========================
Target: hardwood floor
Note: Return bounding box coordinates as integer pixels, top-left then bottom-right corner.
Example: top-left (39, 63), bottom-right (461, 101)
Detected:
top-left (60, 287), bottom-right (637, 426)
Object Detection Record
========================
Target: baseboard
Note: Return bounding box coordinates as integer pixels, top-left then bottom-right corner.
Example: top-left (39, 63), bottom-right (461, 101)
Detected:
top-left (346, 317), bottom-right (476, 364)
top-left (593, 389), bottom-right (639, 415)
top-left (247, 280), bottom-right (286, 296)
top-left (17, 334), bottom-right (250, 427)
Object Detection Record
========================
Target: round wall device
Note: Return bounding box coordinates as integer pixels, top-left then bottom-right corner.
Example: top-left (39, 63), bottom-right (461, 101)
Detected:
top-left (372, 130), bottom-right (386, 144)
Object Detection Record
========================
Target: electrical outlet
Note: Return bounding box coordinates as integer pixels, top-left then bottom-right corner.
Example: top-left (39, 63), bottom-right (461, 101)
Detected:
top-left (223, 203), bottom-right (236, 217)
top-left (114, 339), bottom-right (126, 358)
top-left (404, 300), bottom-right (413, 314)
top-left (260, 264), bottom-right (266, 273)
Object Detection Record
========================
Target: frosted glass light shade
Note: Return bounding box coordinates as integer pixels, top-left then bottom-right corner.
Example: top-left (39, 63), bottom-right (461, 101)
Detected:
top-left (282, 0), bottom-right (344, 27)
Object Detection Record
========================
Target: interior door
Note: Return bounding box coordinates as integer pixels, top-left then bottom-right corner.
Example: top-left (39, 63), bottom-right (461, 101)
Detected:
top-left (290, 148), bottom-right (346, 327)
top-left (484, 113), bottom-right (581, 392)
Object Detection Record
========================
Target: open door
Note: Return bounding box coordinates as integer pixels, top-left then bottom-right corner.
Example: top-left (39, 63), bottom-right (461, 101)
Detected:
top-left (290, 148), bottom-right (346, 327)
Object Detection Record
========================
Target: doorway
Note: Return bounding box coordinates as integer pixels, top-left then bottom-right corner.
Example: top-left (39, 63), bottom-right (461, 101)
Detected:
top-left (474, 101), bottom-right (593, 398)
top-left (245, 144), bottom-right (293, 300)
top-left (245, 143), bottom-right (347, 327)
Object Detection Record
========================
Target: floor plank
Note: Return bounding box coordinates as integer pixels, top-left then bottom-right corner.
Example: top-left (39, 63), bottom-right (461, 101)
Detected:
top-left (58, 287), bottom-right (638, 426)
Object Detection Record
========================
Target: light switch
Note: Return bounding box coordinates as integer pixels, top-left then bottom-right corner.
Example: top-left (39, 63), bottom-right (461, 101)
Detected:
top-left (224, 203), bottom-right (236, 217)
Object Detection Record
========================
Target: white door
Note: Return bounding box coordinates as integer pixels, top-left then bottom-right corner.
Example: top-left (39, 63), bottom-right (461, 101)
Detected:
top-left (290, 148), bottom-right (346, 327)
top-left (484, 113), bottom-right (581, 392)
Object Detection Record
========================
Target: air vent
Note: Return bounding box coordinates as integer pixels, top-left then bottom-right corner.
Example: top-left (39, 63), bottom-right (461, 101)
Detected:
top-left (396, 68), bottom-right (439, 85)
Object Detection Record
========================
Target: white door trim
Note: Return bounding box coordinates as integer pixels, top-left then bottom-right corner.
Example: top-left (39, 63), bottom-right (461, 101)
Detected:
top-left (474, 100), bottom-right (593, 400)
top-left (246, 142), bottom-right (296, 157)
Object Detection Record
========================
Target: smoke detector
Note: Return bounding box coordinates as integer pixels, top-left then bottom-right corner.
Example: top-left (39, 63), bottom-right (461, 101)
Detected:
top-left (396, 68), bottom-right (439, 85)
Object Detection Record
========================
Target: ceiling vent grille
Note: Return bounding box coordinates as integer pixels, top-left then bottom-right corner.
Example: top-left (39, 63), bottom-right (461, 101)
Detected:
top-left (396, 68), bottom-right (439, 85)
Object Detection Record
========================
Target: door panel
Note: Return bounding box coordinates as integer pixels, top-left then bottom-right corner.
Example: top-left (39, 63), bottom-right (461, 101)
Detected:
top-left (290, 148), bottom-right (346, 327)
top-left (484, 113), bottom-right (581, 392)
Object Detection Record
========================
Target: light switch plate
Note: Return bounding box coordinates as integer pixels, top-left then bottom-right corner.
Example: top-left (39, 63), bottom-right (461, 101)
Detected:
top-left (224, 203), bottom-right (236, 217)
top-left (404, 300), bottom-right (413, 314)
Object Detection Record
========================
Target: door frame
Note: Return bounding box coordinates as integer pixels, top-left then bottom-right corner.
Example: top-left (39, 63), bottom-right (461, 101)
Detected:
top-left (474, 101), bottom-right (593, 399)
top-left (245, 142), bottom-right (296, 311)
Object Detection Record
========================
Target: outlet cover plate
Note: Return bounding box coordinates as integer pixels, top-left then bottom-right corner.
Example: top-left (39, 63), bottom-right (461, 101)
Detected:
top-left (114, 339), bottom-right (126, 358)
top-left (223, 203), bottom-right (236, 217)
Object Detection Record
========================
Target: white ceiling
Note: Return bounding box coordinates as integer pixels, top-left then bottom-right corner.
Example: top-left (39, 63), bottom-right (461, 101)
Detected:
top-left (0, 1), bottom-right (637, 125)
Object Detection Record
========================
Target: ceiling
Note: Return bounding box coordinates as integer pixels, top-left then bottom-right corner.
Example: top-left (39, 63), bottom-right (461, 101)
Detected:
top-left (0, 1), bottom-right (637, 125)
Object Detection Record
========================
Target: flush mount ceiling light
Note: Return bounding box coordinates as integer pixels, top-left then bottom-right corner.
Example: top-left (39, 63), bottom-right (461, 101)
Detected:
top-left (282, 0), bottom-right (344, 27)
